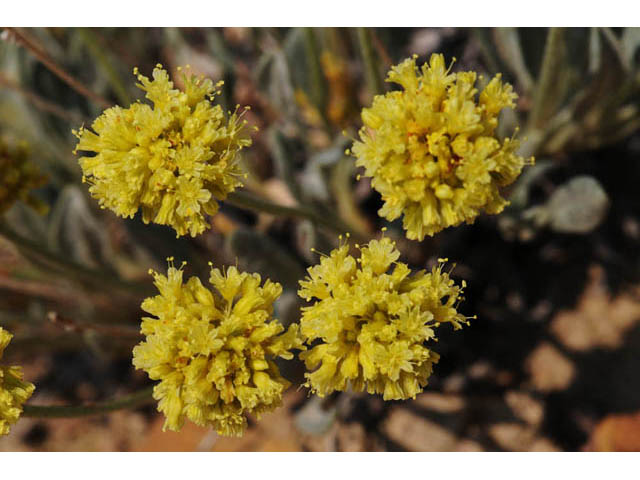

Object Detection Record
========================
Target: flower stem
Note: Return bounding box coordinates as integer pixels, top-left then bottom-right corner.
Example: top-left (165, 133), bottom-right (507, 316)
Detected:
top-left (226, 190), bottom-right (368, 243)
top-left (0, 72), bottom-right (87, 124)
top-left (303, 27), bottom-right (327, 116)
top-left (0, 221), bottom-right (152, 297)
top-left (5, 27), bottom-right (112, 109)
top-left (492, 28), bottom-right (534, 94)
top-left (77, 28), bottom-right (131, 106)
top-left (356, 27), bottom-right (383, 98)
top-left (528, 27), bottom-right (565, 130)
top-left (22, 387), bottom-right (154, 418)
top-left (330, 157), bottom-right (372, 238)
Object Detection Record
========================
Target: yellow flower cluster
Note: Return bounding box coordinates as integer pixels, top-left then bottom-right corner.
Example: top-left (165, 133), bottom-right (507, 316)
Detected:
top-left (0, 138), bottom-right (47, 216)
top-left (298, 236), bottom-right (470, 400)
top-left (132, 260), bottom-right (303, 436)
top-left (1, 327), bottom-right (35, 436)
top-left (74, 65), bottom-right (252, 237)
top-left (70, 55), bottom-right (509, 436)
top-left (351, 54), bottom-right (531, 240)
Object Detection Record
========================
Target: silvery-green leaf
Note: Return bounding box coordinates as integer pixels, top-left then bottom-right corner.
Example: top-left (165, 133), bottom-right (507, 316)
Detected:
top-left (622, 27), bottom-right (640, 69)
top-left (255, 34), bottom-right (297, 121)
top-left (589, 27), bottom-right (602, 74)
top-left (47, 185), bottom-right (115, 269)
top-left (299, 136), bottom-right (352, 203)
top-left (269, 128), bottom-right (304, 203)
top-left (5, 201), bottom-right (48, 240)
top-left (283, 28), bottom-right (311, 98)
top-left (493, 28), bottom-right (534, 94)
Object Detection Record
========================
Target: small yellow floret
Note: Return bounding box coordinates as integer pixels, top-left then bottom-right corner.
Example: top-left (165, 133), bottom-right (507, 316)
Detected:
top-left (1, 327), bottom-right (35, 436)
top-left (0, 138), bottom-right (48, 216)
top-left (74, 66), bottom-right (253, 237)
top-left (351, 54), bottom-right (532, 240)
top-left (298, 237), bottom-right (471, 400)
top-left (132, 261), bottom-right (303, 436)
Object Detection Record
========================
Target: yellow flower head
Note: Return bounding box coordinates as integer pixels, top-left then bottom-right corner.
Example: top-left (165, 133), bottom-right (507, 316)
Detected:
top-left (74, 65), bottom-right (252, 237)
top-left (0, 138), bottom-right (48, 216)
top-left (351, 54), bottom-right (532, 240)
top-left (1, 327), bottom-right (35, 436)
top-left (132, 260), bottom-right (303, 436)
top-left (298, 236), bottom-right (471, 400)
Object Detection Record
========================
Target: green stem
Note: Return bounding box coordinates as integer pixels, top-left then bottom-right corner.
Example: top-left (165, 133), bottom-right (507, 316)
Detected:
top-left (23, 387), bottom-right (154, 418)
top-left (303, 27), bottom-right (327, 115)
top-left (472, 28), bottom-right (502, 77)
top-left (0, 72), bottom-right (87, 125)
top-left (226, 190), bottom-right (368, 243)
top-left (599, 27), bottom-right (631, 72)
top-left (269, 129), bottom-right (304, 203)
top-left (6, 27), bottom-right (112, 109)
top-left (0, 221), bottom-right (152, 296)
top-left (528, 28), bottom-right (565, 130)
top-left (77, 28), bottom-right (131, 106)
top-left (492, 28), bottom-right (534, 94)
top-left (330, 157), bottom-right (371, 239)
top-left (356, 27), bottom-right (383, 98)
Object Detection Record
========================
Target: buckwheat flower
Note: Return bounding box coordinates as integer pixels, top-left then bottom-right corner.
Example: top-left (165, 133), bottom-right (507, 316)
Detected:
top-left (73, 65), bottom-right (252, 237)
top-left (132, 260), bottom-right (303, 436)
top-left (0, 139), bottom-right (48, 216)
top-left (298, 235), bottom-right (472, 400)
top-left (1, 327), bottom-right (35, 436)
top-left (351, 54), bottom-right (532, 240)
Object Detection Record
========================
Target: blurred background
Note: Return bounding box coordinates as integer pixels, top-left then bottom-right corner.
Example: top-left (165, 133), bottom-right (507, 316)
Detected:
top-left (0, 27), bottom-right (639, 452)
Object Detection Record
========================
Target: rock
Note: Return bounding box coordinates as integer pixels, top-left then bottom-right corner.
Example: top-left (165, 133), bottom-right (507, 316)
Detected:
top-left (551, 265), bottom-right (640, 351)
top-left (546, 176), bottom-right (609, 234)
top-left (525, 342), bottom-right (576, 392)
top-left (337, 422), bottom-right (369, 452)
top-left (414, 392), bottom-right (465, 413)
top-left (489, 423), bottom-right (560, 451)
top-left (505, 391), bottom-right (544, 427)
top-left (587, 411), bottom-right (640, 451)
top-left (383, 409), bottom-right (458, 451)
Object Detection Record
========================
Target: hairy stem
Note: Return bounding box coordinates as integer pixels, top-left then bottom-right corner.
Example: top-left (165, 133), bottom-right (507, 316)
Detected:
top-left (330, 157), bottom-right (372, 239)
top-left (226, 190), bottom-right (368, 243)
top-left (0, 221), bottom-right (152, 296)
top-left (77, 28), bottom-right (131, 106)
top-left (23, 387), bottom-right (154, 418)
top-left (356, 27), bottom-right (383, 98)
top-left (303, 27), bottom-right (327, 115)
top-left (528, 27), bottom-right (565, 130)
top-left (0, 72), bottom-right (87, 124)
top-left (600, 27), bottom-right (631, 72)
top-left (492, 28), bottom-right (534, 94)
top-left (5, 27), bottom-right (112, 109)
